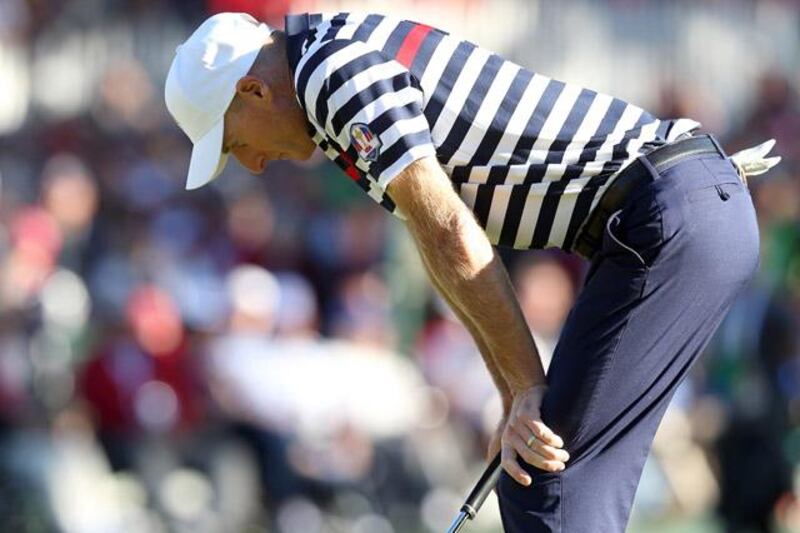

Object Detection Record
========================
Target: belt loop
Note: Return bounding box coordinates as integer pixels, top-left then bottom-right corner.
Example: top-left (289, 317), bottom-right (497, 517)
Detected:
top-left (637, 154), bottom-right (660, 181)
top-left (706, 134), bottom-right (727, 158)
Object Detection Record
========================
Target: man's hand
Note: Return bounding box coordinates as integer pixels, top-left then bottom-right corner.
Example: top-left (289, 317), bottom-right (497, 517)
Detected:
top-left (500, 384), bottom-right (570, 486)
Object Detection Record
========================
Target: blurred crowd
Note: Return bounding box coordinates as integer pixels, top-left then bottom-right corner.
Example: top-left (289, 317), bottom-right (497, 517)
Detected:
top-left (0, 1), bottom-right (799, 532)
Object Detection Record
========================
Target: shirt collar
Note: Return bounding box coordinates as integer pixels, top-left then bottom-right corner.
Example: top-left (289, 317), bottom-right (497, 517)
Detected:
top-left (284, 13), bottom-right (323, 78)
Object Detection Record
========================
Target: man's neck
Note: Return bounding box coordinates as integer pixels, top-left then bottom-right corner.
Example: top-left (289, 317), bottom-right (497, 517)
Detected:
top-left (259, 31), bottom-right (294, 98)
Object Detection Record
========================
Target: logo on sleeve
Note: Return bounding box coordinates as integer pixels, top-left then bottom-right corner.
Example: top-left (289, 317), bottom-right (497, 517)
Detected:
top-left (350, 123), bottom-right (382, 162)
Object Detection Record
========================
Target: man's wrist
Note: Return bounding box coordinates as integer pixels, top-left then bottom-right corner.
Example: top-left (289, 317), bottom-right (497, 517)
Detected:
top-left (501, 393), bottom-right (514, 415)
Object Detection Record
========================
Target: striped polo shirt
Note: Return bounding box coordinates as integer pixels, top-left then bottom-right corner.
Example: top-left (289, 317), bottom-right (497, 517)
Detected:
top-left (284, 12), bottom-right (700, 253)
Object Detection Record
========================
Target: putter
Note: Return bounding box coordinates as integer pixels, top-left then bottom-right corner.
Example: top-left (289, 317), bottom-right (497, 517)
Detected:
top-left (445, 452), bottom-right (502, 533)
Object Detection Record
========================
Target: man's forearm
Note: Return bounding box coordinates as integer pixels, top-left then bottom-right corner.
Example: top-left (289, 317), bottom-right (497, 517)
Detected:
top-left (418, 250), bottom-right (514, 413)
top-left (422, 239), bottom-right (546, 393)
top-left (392, 158), bottom-right (546, 394)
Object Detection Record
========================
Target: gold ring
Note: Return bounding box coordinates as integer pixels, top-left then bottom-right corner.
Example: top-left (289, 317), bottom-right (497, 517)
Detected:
top-left (526, 434), bottom-right (537, 448)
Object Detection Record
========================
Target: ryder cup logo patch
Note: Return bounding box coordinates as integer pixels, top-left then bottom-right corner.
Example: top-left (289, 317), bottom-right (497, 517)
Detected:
top-left (350, 123), bottom-right (382, 162)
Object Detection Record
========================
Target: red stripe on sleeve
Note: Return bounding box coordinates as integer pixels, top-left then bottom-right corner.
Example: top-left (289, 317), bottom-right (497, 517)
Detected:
top-left (395, 24), bottom-right (433, 68)
top-left (337, 150), bottom-right (361, 181)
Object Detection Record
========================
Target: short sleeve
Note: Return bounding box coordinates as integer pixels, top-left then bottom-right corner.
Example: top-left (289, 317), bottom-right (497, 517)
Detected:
top-left (296, 38), bottom-right (437, 190)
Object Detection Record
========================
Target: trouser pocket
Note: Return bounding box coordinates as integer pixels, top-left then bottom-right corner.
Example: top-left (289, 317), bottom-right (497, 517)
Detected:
top-left (686, 180), bottom-right (744, 204)
top-left (605, 209), bottom-right (647, 268)
top-left (600, 191), bottom-right (663, 271)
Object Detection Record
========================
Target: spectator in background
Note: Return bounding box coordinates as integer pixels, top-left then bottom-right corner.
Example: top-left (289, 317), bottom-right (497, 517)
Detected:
top-left (329, 270), bottom-right (395, 348)
top-left (704, 279), bottom-right (798, 532)
top-left (205, 264), bottom-right (304, 509)
top-left (731, 72), bottom-right (800, 169)
top-left (79, 285), bottom-right (204, 470)
top-left (1, 207), bottom-right (61, 311)
top-left (511, 252), bottom-right (578, 373)
top-left (40, 153), bottom-right (99, 272)
top-left (274, 271), bottom-right (320, 338)
top-left (226, 188), bottom-right (278, 267)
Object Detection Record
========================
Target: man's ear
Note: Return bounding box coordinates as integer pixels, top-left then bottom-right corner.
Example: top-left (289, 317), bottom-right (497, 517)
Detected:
top-left (234, 75), bottom-right (273, 107)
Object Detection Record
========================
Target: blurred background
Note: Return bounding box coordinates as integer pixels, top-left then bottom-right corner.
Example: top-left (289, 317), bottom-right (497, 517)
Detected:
top-left (0, 0), bottom-right (799, 532)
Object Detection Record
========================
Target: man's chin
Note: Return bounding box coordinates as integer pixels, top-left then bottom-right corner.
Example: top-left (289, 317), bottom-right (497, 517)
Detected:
top-left (299, 145), bottom-right (316, 160)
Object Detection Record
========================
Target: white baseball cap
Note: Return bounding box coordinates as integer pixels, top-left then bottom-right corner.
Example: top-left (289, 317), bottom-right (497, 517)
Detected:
top-left (165, 13), bottom-right (274, 190)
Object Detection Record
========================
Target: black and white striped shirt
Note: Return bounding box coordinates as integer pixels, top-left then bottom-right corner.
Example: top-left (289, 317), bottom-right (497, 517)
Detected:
top-left (284, 12), bottom-right (700, 253)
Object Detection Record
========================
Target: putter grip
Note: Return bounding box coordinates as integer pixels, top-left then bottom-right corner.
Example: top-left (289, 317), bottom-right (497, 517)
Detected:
top-left (461, 453), bottom-right (502, 518)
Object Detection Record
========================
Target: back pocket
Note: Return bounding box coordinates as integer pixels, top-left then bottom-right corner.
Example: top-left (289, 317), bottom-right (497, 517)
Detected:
top-left (687, 181), bottom-right (743, 203)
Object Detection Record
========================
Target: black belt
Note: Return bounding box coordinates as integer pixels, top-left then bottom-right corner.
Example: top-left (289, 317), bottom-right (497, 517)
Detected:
top-left (571, 133), bottom-right (727, 262)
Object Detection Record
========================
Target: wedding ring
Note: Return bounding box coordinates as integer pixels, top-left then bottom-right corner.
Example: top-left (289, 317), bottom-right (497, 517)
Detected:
top-left (526, 434), bottom-right (537, 448)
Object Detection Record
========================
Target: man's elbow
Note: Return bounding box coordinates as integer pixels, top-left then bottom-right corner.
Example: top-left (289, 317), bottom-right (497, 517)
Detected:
top-left (412, 206), bottom-right (495, 281)
top-left (387, 157), bottom-right (495, 276)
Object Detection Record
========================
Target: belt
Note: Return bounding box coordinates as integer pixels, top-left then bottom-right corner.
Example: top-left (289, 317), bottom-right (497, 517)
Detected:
top-left (571, 134), bottom-right (727, 262)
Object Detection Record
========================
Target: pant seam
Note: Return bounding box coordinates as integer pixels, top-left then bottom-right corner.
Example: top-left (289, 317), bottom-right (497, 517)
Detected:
top-left (569, 197), bottom-right (658, 446)
top-left (643, 197), bottom-right (665, 297)
top-left (560, 468), bottom-right (565, 533)
top-left (569, 263), bottom-right (651, 450)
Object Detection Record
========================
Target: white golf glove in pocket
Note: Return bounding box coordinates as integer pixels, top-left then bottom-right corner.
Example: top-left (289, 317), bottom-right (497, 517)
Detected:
top-left (729, 139), bottom-right (782, 183)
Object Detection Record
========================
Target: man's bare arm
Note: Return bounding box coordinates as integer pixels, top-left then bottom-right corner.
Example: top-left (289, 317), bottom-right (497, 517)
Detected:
top-left (386, 156), bottom-right (546, 394)
top-left (387, 155), bottom-right (569, 483)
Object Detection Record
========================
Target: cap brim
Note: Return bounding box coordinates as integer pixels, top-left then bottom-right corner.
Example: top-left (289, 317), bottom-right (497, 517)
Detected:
top-left (186, 119), bottom-right (229, 190)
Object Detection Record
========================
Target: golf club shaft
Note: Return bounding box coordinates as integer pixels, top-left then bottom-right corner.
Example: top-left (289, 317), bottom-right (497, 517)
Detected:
top-left (445, 453), bottom-right (502, 532)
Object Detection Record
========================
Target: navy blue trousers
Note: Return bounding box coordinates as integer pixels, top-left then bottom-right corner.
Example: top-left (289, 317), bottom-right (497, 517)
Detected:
top-left (497, 146), bottom-right (761, 532)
